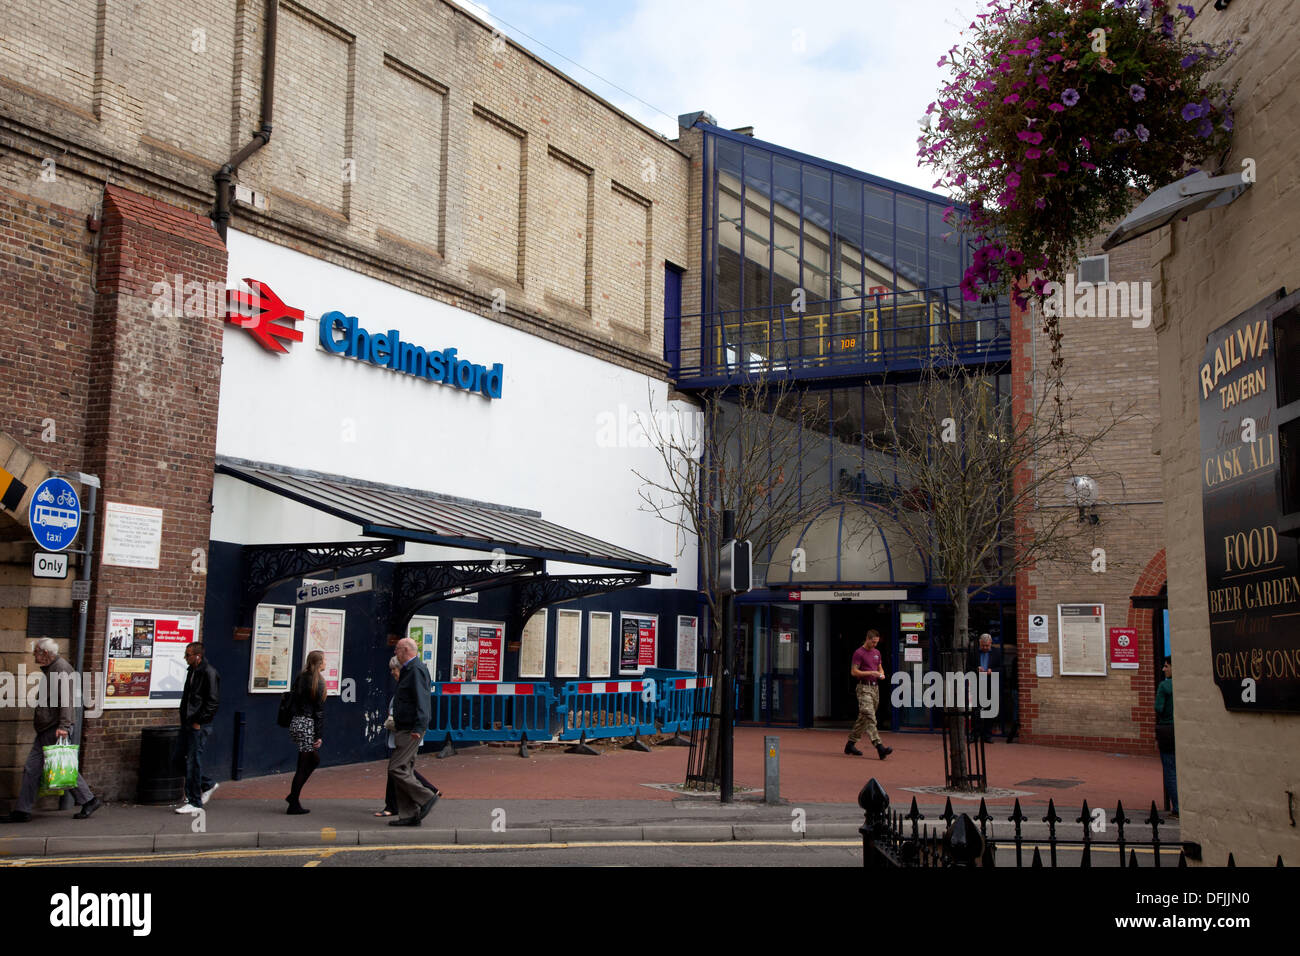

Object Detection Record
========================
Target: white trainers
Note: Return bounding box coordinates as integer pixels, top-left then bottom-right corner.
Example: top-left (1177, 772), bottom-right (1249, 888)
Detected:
top-left (174, 803), bottom-right (201, 814)
top-left (201, 782), bottom-right (219, 804)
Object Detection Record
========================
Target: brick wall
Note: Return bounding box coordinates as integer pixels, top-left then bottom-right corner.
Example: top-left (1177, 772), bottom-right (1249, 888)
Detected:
top-left (0, 0), bottom-right (691, 378)
top-left (1149, 0), bottom-right (1300, 866)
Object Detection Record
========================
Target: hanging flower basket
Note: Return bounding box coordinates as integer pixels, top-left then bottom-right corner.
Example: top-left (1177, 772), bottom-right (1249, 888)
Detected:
top-left (920, 0), bottom-right (1238, 365)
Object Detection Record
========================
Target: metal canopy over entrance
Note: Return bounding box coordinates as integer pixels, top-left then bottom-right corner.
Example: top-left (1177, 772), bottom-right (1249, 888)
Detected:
top-left (216, 458), bottom-right (675, 576)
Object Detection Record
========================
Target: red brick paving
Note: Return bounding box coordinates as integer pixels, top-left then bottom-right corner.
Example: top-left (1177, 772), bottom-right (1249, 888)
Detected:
top-left (218, 727), bottom-right (1164, 810)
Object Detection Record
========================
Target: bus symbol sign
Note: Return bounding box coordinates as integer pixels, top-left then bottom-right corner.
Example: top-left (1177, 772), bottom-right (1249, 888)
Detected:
top-left (28, 477), bottom-right (81, 552)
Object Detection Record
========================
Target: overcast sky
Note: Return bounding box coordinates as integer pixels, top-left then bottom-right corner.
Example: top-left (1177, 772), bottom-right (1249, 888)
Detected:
top-left (450, 0), bottom-right (986, 196)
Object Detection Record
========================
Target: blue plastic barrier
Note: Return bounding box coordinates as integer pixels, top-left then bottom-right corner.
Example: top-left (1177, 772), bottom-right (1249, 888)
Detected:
top-left (555, 680), bottom-right (658, 741)
top-left (656, 675), bottom-right (715, 733)
top-left (427, 682), bottom-right (556, 744)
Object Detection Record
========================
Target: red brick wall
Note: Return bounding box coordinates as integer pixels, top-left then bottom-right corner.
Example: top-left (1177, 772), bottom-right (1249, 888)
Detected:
top-left (0, 188), bottom-right (96, 472)
top-left (77, 185), bottom-right (227, 799)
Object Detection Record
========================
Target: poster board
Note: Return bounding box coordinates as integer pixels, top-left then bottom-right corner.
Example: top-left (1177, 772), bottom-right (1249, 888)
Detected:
top-left (518, 612), bottom-right (546, 678)
top-left (555, 609), bottom-right (582, 678)
top-left (249, 604), bottom-right (295, 693)
top-left (453, 619), bottom-right (505, 682)
top-left (588, 611), bottom-right (612, 677)
top-left (619, 612), bottom-right (657, 675)
top-left (409, 615), bottom-right (438, 680)
top-left (1109, 626), bottom-right (1139, 670)
top-left (304, 607), bottom-right (346, 696)
top-left (676, 615), bottom-right (698, 672)
top-left (103, 609), bottom-right (198, 709)
top-left (1058, 604), bottom-right (1106, 676)
top-left (101, 501), bottom-right (164, 569)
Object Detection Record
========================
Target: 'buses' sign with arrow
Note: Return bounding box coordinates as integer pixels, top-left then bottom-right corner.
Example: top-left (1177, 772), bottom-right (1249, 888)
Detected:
top-left (296, 574), bottom-right (373, 604)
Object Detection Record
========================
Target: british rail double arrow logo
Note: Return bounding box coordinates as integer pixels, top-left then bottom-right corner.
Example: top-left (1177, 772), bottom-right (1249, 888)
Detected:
top-left (226, 278), bottom-right (305, 354)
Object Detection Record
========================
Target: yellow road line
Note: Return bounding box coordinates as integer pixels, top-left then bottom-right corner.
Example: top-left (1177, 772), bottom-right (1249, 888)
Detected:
top-left (0, 839), bottom-right (859, 866)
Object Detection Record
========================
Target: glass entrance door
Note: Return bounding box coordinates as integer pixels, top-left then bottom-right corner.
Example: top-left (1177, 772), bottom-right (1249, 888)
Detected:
top-left (738, 605), bottom-right (800, 724)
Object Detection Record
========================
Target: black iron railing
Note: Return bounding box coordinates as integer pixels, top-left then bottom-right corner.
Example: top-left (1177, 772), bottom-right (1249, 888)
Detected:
top-left (858, 779), bottom-right (1286, 868)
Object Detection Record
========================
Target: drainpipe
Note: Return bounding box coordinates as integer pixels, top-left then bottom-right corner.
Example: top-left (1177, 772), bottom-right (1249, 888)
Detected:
top-left (213, 0), bottom-right (278, 243)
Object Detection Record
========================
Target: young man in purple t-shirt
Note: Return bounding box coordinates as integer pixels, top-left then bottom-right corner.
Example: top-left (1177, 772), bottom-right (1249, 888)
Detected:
top-left (846, 629), bottom-right (892, 759)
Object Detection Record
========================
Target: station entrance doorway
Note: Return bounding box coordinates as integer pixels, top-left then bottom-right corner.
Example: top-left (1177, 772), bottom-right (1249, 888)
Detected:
top-left (818, 602), bottom-right (894, 731)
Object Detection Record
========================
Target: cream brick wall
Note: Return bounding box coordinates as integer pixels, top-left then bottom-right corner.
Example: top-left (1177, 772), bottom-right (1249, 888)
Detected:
top-left (0, 0), bottom-right (690, 375)
top-left (1150, 0), bottom-right (1300, 866)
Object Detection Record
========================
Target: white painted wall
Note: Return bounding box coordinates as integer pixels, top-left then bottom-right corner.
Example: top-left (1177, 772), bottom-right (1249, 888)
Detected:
top-left (213, 231), bottom-right (697, 590)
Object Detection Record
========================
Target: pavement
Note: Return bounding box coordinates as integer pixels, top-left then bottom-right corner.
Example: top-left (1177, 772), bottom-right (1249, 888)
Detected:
top-left (0, 726), bottom-right (1177, 858)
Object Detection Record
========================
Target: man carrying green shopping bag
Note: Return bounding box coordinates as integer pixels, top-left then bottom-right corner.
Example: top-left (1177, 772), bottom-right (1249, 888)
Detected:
top-left (1, 638), bottom-right (101, 823)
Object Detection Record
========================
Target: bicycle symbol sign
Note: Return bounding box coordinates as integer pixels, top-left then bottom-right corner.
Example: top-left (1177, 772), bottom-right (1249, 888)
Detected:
top-left (28, 477), bottom-right (81, 552)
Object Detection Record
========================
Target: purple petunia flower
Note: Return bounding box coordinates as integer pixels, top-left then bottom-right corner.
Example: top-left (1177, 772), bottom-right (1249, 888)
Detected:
top-left (1114, 128), bottom-right (1131, 142)
top-left (1222, 109), bottom-right (1234, 131)
top-left (1025, 148), bottom-right (1042, 159)
top-left (1160, 14), bottom-right (1175, 36)
top-left (1197, 117), bottom-right (1214, 138)
top-left (1047, 102), bottom-right (1065, 113)
top-left (1181, 52), bottom-right (1200, 69)
top-left (1035, 197), bottom-right (1047, 209)
top-left (1003, 94), bottom-right (1020, 104)
top-left (1062, 88), bottom-right (1079, 107)
top-left (1181, 102), bottom-right (1204, 121)
top-left (1178, 3), bottom-right (1196, 19)
top-left (1137, 0), bottom-right (1152, 17)
top-left (1006, 172), bottom-right (1021, 187)
top-left (1135, 124), bottom-right (1150, 142)
top-left (1130, 84), bottom-right (1146, 102)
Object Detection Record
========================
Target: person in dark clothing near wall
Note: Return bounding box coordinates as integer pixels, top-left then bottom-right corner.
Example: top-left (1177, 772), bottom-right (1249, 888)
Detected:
top-left (375, 654), bottom-right (438, 817)
top-left (965, 633), bottom-right (1002, 743)
top-left (1155, 657), bottom-right (1178, 815)
top-left (175, 642), bottom-right (220, 814)
top-left (285, 650), bottom-right (327, 814)
top-left (386, 637), bottom-right (440, 827)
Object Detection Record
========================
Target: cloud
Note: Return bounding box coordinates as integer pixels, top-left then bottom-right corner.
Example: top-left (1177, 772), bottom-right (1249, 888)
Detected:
top-left (567, 0), bottom-right (982, 195)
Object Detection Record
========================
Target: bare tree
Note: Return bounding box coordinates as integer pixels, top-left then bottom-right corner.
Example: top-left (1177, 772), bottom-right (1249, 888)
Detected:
top-left (858, 341), bottom-right (1142, 789)
top-left (634, 376), bottom-right (831, 788)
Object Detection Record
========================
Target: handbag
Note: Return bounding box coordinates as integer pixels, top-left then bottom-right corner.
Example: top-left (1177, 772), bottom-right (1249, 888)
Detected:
top-left (277, 691), bottom-right (294, 728)
top-left (42, 743), bottom-right (79, 790)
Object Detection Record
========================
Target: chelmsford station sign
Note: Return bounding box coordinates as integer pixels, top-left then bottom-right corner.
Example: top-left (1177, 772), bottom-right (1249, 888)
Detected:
top-left (227, 278), bottom-right (505, 399)
top-left (1199, 294), bottom-right (1300, 712)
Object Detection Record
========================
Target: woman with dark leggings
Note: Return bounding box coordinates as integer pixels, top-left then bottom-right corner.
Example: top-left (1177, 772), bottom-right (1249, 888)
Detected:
top-left (286, 650), bottom-right (326, 814)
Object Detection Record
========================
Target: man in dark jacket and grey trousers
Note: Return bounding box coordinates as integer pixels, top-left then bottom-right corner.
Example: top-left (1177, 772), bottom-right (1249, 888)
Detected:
top-left (1, 638), bottom-right (100, 823)
top-left (386, 637), bottom-right (439, 826)
top-left (175, 641), bottom-right (220, 814)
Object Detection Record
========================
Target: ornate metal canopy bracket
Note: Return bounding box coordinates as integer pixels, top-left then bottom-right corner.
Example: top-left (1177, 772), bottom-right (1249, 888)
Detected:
top-left (511, 572), bottom-right (651, 627)
top-left (241, 539), bottom-right (405, 612)
top-left (391, 558), bottom-right (543, 632)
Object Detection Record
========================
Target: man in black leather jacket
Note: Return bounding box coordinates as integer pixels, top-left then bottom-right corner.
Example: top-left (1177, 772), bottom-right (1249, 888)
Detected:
top-left (176, 642), bottom-right (220, 814)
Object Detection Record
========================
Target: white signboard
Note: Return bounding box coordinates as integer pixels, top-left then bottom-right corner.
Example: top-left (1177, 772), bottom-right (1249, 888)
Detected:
top-left (519, 612), bottom-right (547, 678)
top-left (304, 607), bottom-right (346, 696)
top-left (249, 603), bottom-right (295, 693)
top-left (555, 609), bottom-right (582, 678)
top-left (101, 502), bottom-right (163, 569)
top-left (1036, 654), bottom-right (1054, 678)
top-left (588, 611), bottom-right (612, 678)
top-left (296, 573), bottom-right (373, 604)
top-left (1058, 604), bottom-right (1107, 676)
top-left (1028, 612), bottom-right (1049, 644)
top-left (408, 615), bottom-right (438, 679)
top-left (32, 551), bottom-right (69, 579)
top-left (676, 615), bottom-right (698, 672)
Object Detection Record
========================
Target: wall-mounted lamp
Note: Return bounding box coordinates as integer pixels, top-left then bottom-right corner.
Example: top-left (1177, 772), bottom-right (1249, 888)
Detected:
top-left (1066, 475), bottom-right (1101, 525)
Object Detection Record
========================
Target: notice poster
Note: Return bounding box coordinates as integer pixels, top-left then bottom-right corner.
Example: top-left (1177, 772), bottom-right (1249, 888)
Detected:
top-left (305, 607), bottom-right (346, 696)
top-left (409, 615), bottom-right (438, 679)
top-left (101, 501), bottom-right (164, 569)
top-left (676, 615), bottom-right (698, 672)
top-left (1028, 613), bottom-right (1049, 644)
top-left (556, 609), bottom-right (581, 678)
top-left (452, 620), bottom-right (505, 682)
top-left (1109, 626), bottom-right (1140, 670)
top-left (620, 612), bottom-right (657, 675)
top-left (588, 612), bottom-right (612, 678)
top-left (249, 604), bottom-right (295, 693)
top-left (103, 609), bottom-right (199, 708)
top-left (518, 613), bottom-right (545, 678)
top-left (1058, 604), bottom-right (1106, 676)
top-left (900, 611), bottom-right (925, 632)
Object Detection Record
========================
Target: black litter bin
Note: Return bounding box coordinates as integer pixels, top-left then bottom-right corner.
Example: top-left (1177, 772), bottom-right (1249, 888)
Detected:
top-left (137, 726), bottom-right (183, 804)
